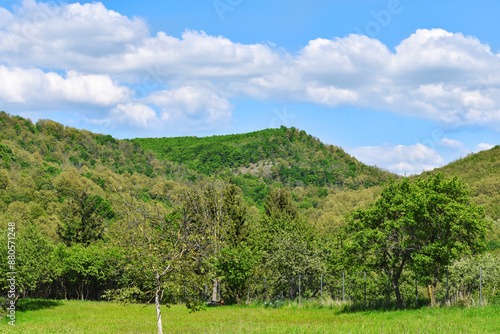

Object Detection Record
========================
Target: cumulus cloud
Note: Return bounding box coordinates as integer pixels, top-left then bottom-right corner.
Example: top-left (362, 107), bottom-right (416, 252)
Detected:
top-left (0, 7), bottom-right (13, 29)
top-left (351, 143), bottom-right (445, 175)
top-left (2, 2), bottom-right (500, 131)
top-left (92, 85), bottom-right (233, 133)
top-left (145, 85), bottom-right (232, 123)
top-left (438, 138), bottom-right (465, 149)
top-left (0, 66), bottom-right (130, 107)
top-left (108, 103), bottom-right (157, 128)
top-left (474, 143), bottom-right (494, 152)
top-left (1, 1), bottom-right (148, 64)
top-left (233, 29), bottom-right (500, 125)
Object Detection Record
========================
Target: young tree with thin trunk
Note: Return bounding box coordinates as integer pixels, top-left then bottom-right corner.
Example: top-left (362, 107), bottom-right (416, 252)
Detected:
top-left (109, 192), bottom-right (209, 334)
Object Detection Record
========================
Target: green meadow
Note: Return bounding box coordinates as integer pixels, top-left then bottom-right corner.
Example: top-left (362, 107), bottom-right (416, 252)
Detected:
top-left (2, 299), bottom-right (499, 333)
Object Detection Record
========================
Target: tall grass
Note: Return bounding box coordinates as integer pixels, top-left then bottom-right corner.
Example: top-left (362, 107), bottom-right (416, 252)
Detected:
top-left (1, 298), bottom-right (499, 333)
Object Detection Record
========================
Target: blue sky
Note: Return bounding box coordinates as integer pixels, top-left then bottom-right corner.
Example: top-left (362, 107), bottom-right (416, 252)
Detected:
top-left (0, 0), bottom-right (499, 175)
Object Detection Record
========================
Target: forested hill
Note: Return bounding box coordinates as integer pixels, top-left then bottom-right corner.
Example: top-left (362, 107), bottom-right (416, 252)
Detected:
top-left (419, 145), bottom-right (500, 223)
top-left (0, 111), bottom-right (497, 251)
top-left (132, 126), bottom-right (396, 191)
top-left (0, 111), bottom-right (393, 212)
top-left (0, 111), bottom-right (197, 181)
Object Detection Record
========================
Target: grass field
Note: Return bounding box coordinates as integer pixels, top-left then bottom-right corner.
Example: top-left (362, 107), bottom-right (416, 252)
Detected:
top-left (1, 299), bottom-right (499, 333)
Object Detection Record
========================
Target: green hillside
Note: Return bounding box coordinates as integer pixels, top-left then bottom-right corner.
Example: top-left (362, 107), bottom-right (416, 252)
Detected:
top-left (0, 111), bottom-right (197, 241)
top-left (0, 111), bottom-right (497, 312)
top-left (132, 126), bottom-right (396, 205)
top-left (418, 146), bottom-right (500, 249)
top-left (0, 111), bottom-right (195, 182)
top-left (1, 110), bottom-right (496, 241)
top-left (0, 111), bottom-right (397, 244)
top-left (419, 146), bottom-right (500, 220)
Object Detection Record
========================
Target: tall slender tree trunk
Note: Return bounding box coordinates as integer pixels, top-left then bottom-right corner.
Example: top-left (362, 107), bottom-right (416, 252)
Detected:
top-left (155, 287), bottom-right (163, 334)
top-left (81, 281), bottom-right (84, 301)
top-left (235, 287), bottom-right (241, 305)
top-left (430, 270), bottom-right (440, 307)
top-left (212, 279), bottom-right (218, 301)
top-left (154, 271), bottom-right (163, 334)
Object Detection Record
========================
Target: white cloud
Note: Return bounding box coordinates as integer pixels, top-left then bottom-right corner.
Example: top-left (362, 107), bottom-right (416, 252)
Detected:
top-left (393, 29), bottom-right (493, 73)
top-left (90, 30), bottom-right (283, 82)
top-left (437, 138), bottom-right (469, 156)
top-left (474, 143), bottom-right (494, 152)
top-left (102, 103), bottom-right (158, 129)
top-left (227, 30), bottom-right (500, 126)
top-left (0, 7), bottom-right (13, 28)
top-left (351, 143), bottom-right (445, 175)
top-left (1, 1), bottom-right (148, 64)
top-left (144, 85), bottom-right (233, 130)
top-left (2, 2), bottom-right (500, 131)
top-left (91, 85), bottom-right (233, 132)
top-left (0, 66), bottom-right (130, 107)
top-left (438, 138), bottom-right (465, 149)
top-left (305, 86), bottom-right (359, 106)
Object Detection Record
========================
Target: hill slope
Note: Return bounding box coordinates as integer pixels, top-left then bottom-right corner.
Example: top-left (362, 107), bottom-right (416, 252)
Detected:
top-left (0, 111), bottom-right (198, 241)
top-left (132, 126), bottom-right (397, 209)
top-left (133, 126), bottom-right (396, 189)
top-left (419, 145), bottom-right (500, 221)
top-left (0, 111), bottom-right (497, 243)
top-left (418, 146), bottom-right (500, 248)
top-left (0, 111), bottom-right (196, 181)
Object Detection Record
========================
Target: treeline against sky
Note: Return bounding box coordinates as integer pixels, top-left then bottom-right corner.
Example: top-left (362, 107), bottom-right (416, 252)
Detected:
top-left (0, 111), bottom-right (498, 307)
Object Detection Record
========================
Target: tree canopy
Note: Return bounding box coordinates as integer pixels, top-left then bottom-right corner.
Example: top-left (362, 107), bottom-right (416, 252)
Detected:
top-left (344, 174), bottom-right (490, 307)
top-left (0, 111), bottom-right (498, 331)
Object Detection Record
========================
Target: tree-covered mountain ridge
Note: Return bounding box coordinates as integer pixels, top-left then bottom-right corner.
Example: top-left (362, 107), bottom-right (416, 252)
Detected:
top-left (132, 126), bottom-right (397, 190)
top-left (0, 111), bottom-right (498, 235)
top-left (1, 112), bottom-right (497, 315)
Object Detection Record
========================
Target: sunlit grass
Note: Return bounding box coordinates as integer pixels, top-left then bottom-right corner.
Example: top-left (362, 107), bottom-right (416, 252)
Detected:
top-left (1, 298), bottom-right (499, 333)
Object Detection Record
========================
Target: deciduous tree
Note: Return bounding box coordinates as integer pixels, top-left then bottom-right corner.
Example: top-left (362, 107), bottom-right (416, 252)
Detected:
top-left (344, 174), bottom-right (489, 308)
top-left (110, 192), bottom-right (209, 334)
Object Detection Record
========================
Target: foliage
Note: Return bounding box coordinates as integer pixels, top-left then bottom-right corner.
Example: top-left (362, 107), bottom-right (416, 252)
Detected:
top-left (420, 145), bottom-right (500, 222)
top-left (446, 253), bottom-right (500, 304)
top-left (409, 175), bottom-right (489, 299)
top-left (260, 188), bottom-right (309, 236)
top-left (0, 169), bottom-right (9, 190)
top-left (133, 126), bottom-right (396, 197)
top-left (58, 192), bottom-right (115, 246)
top-left (344, 174), bottom-right (490, 308)
top-left (255, 189), bottom-right (324, 282)
top-left (0, 223), bottom-right (53, 304)
top-left (223, 183), bottom-right (249, 245)
top-left (108, 192), bottom-right (212, 333)
top-left (53, 242), bottom-right (120, 300)
top-left (174, 179), bottom-right (252, 303)
top-left (0, 144), bottom-right (16, 169)
top-left (215, 245), bottom-right (256, 304)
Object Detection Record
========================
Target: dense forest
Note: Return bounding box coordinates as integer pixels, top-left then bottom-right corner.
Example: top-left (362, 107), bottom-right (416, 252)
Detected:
top-left (0, 111), bottom-right (498, 323)
top-left (132, 127), bottom-right (394, 190)
top-left (132, 127), bottom-right (396, 214)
